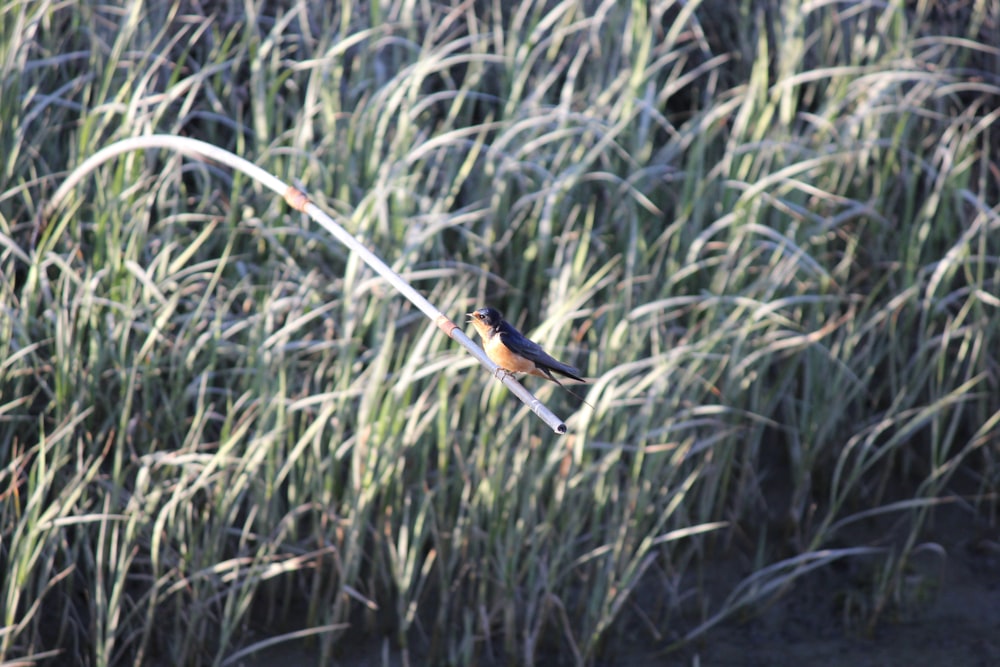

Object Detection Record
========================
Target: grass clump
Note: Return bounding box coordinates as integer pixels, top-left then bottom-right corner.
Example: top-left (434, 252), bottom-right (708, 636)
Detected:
top-left (2, 0), bottom-right (999, 665)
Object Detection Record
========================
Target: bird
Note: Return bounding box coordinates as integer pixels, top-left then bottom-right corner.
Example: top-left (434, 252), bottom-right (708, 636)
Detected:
top-left (466, 307), bottom-right (586, 389)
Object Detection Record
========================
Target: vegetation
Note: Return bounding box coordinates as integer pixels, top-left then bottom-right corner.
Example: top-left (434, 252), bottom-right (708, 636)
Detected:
top-left (1, 0), bottom-right (997, 665)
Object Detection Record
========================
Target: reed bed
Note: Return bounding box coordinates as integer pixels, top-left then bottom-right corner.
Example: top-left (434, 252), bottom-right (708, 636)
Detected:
top-left (1, 0), bottom-right (998, 665)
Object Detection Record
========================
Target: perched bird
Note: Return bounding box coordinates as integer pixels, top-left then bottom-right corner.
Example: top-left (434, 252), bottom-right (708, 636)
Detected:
top-left (466, 307), bottom-right (586, 388)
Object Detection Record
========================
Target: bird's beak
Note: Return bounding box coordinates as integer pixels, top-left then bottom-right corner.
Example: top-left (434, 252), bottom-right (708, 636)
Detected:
top-left (465, 312), bottom-right (475, 322)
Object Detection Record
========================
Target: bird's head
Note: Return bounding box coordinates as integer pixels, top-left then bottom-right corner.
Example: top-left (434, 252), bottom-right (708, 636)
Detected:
top-left (467, 307), bottom-right (503, 330)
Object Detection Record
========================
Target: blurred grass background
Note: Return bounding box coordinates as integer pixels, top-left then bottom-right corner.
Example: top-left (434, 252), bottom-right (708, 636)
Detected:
top-left (1, 0), bottom-right (998, 665)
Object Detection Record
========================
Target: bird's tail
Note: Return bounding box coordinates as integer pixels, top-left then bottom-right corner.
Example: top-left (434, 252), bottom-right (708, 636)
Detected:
top-left (548, 374), bottom-right (594, 409)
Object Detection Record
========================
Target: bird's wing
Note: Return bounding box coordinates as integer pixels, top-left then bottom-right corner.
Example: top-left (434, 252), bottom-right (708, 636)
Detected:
top-left (498, 325), bottom-right (583, 381)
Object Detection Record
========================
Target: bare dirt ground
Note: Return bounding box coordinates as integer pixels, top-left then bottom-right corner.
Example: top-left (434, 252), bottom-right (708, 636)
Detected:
top-left (673, 562), bottom-right (1000, 666)
top-left (666, 506), bottom-right (1000, 667)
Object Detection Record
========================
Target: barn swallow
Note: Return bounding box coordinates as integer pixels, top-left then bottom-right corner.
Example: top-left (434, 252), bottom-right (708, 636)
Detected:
top-left (466, 307), bottom-right (586, 388)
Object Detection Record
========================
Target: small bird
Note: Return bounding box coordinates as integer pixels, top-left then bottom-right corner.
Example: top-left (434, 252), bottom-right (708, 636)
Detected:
top-left (466, 307), bottom-right (586, 389)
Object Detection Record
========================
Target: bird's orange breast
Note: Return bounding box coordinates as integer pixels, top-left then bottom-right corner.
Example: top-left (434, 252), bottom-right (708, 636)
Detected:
top-left (484, 334), bottom-right (538, 374)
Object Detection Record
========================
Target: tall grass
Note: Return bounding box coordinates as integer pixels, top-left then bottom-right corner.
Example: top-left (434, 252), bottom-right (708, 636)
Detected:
top-left (2, 0), bottom-right (998, 665)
